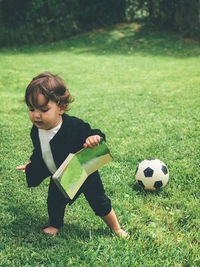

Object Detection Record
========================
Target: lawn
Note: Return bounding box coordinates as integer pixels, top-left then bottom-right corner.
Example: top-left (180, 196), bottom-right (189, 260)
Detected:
top-left (0, 23), bottom-right (199, 266)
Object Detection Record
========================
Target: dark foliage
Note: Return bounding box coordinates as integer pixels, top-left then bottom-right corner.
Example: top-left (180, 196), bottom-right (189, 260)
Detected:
top-left (0, 0), bottom-right (199, 46)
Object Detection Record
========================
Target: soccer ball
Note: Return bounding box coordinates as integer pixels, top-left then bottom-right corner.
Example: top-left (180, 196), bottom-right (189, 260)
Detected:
top-left (135, 159), bottom-right (169, 190)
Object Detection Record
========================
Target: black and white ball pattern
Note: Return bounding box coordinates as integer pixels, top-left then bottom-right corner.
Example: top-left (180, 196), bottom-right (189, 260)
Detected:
top-left (135, 159), bottom-right (169, 190)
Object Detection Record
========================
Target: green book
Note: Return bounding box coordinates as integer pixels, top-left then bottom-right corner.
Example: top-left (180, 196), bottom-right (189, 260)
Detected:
top-left (52, 139), bottom-right (113, 199)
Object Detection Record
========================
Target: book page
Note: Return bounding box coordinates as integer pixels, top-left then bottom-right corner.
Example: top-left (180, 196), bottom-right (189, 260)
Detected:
top-left (82, 154), bottom-right (113, 176)
top-left (53, 153), bottom-right (74, 179)
top-left (60, 156), bottom-right (87, 199)
top-left (53, 140), bottom-right (113, 199)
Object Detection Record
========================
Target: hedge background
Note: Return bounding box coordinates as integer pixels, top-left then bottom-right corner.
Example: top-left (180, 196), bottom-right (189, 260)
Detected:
top-left (0, 0), bottom-right (200, 47)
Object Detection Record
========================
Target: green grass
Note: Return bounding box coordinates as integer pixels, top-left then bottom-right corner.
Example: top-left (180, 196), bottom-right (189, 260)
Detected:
top-left (0, 23), bottom-right (200, 266)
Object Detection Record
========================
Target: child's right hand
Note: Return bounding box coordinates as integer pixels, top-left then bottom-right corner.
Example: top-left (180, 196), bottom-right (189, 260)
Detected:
top-left (83, 135), bottom-right (101, 148)
top-left (16, 161), bottom-right (31, 173)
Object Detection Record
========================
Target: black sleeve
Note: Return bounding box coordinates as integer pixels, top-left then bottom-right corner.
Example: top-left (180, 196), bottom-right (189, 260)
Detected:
top-left (25, 151), bottom-right (51, 187)
top-left (71, 117), bottom-right (106, 151)
top-left (25, 126), bottom-right (51, 187)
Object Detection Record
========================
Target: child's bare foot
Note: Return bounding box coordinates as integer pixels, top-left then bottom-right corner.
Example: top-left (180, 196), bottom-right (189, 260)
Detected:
top-left (114, 229), bottom-right (130, 239)
top-left (43, 226), bottom-right (59, 236)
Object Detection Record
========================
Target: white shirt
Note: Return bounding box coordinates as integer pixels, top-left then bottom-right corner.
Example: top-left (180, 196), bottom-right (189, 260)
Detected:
top-left (39, 122), bottom-right (62, 174)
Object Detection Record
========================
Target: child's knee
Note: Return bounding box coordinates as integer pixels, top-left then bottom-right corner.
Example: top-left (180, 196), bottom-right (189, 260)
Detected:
top-left (87, 194), bottom-right (112, 217)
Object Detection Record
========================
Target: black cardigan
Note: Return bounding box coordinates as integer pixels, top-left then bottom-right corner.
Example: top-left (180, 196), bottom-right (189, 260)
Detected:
top-left (25, 113), bottom-right (105, 188)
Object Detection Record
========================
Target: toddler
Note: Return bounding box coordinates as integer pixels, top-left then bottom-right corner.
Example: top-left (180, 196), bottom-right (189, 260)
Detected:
top-left (16, 72), bottom-right (128, 238)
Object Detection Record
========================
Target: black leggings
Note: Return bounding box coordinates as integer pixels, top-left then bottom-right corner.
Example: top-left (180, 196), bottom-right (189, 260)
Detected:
top-left (47, 171), bottom-right (112, 229)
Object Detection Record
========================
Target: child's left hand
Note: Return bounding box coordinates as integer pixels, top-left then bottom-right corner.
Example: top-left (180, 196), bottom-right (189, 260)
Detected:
top-left (83, 135), bottom-right (101, 148)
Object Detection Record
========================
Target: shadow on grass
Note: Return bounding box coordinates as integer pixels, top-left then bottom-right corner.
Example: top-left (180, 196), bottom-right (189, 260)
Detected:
top-left (132, 182), bottom-right (168, 197)
top-left (60, 222), bottom-right (110, 240)
top-left (2, 201), bottom-right (109, 247)
top-left (1, 23), bottom-right (200, 58)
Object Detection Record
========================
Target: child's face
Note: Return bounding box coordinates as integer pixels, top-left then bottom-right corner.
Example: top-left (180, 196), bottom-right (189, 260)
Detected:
top-left (28, 94), bottom-right (66, 130)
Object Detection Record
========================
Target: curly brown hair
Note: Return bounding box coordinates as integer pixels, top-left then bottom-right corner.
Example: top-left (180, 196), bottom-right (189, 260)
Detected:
top-left (25, 72), bottom-right (74, 111)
